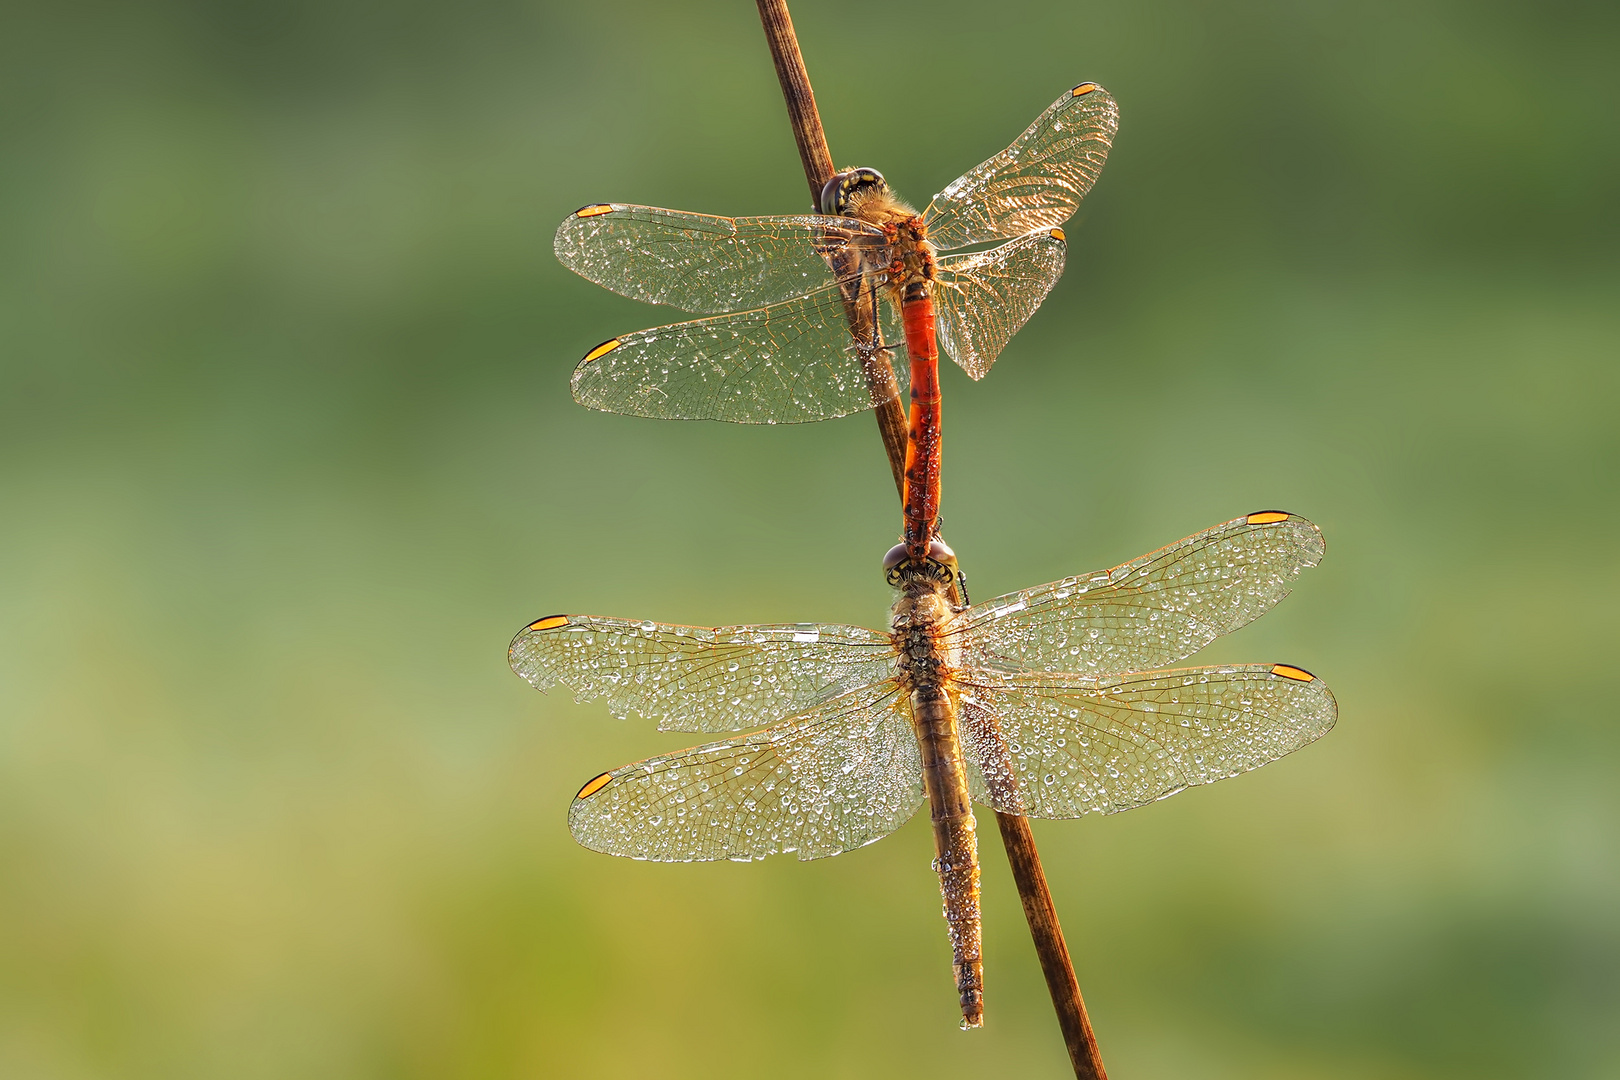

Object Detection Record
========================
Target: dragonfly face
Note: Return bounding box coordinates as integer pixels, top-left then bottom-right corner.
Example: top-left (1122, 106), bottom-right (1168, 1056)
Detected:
top-left (820, 167), bottom-right (888, 216)
top-left (884, 538), bottom-right (960, 594)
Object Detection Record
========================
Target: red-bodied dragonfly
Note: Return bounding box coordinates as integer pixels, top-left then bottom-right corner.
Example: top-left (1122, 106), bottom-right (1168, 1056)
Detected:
top-left (510, 512), bottom-right (1337, 1028)
top-left (557, 83), bottom-right (1119, 554)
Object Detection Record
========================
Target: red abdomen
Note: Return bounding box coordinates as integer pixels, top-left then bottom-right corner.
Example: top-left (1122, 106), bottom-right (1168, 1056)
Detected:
top-left (901, 283), bottom-right (940, 558)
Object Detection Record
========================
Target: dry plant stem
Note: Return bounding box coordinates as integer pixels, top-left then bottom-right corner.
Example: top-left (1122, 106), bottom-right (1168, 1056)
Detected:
top-left (755, 0), bottom-right (908, 499)
top-left (972, 702), bottom-right (1108, 1079)
top-left (995, 812), bottom-right (1108, 1079)
top-left (754, 2), bottom-right (1107, 1075)
top-left (753, 0), bottom-right (834, 206)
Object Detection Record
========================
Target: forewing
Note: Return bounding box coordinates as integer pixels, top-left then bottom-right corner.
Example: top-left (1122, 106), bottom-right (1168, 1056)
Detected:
top-left (933, 229), bottom-right (1067, 379)
top-left (567, 683), bottom-right (923, 862)
top-left (569, 284), bottom-right (908, 423)
top-left (924, 84), bottom-right (1119, 252)
top-left (555, 205), bottom-right (885, 313)
top-left (510, 614), bottom-right (896, 733)
top-left (958, 665), bottom-right (1337, 818)
top-left (953, 512), bottom-right (1325, 675)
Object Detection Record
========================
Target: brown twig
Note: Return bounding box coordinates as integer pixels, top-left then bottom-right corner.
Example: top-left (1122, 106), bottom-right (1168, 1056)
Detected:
top-left (973, 706), bottom-right (1109, 1079)
top-left (753, 3), bottom-right (1107, 1075)
top-left (995, 815), bottom-right (1106, 1077)
top-left (755, 0), bottom-right (908, 499)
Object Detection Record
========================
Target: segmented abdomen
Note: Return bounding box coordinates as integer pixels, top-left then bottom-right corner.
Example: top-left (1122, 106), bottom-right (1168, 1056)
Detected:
top-left (911, 683), bottom-right (983, 1028)
top-left (901, 282), bottom-right (941, 558)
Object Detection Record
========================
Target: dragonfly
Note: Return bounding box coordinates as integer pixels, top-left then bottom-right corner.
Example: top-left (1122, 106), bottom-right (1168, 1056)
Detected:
top-left (556, 83), bottom-right (1119, 555)
top-left (510, 511), bottom-right (1338, 1028)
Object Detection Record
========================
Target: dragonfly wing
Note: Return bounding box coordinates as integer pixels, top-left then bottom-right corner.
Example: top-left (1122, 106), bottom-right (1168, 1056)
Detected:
top-left (568, 682), bottom-right (923, 862)
top-left (952, 512), bottom-right (1326, 674)
top-left (924, 84), bottom-right (1119, 252)
top-left (933, 229), bottom-right (1067, 380)
top-left (510, 614), bottom-right (897, 733)
top-left (958, 665), bottom-right (1337, 819)
top-left (570, 283), bottom-right (908, 423)
top-left (555, 205), bottom-right (885, 313)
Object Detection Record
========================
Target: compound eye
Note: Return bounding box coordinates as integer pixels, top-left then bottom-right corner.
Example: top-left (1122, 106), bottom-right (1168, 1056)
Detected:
top-left (927, 538), bottom-right (956, 564)
top-left (820, 167), bottom-right (888, 216)
top-left (882, 543), bottom-right (909, 574)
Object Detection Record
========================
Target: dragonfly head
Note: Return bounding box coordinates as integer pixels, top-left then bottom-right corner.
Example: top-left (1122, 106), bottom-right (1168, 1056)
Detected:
top-left (820, 168), bottom-right (888, 216)
top-left (883, 538), bottom-right (959, 591)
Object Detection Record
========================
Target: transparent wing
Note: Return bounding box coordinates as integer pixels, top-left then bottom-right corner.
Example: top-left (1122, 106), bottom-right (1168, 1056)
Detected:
top-left (509, 614), bottom-right (897, 733)
top-left (951, 512), bottom-right (1325, 675)
top-left (958, 664), bottom-right (1337, 819)
top-left (567, 682), bottom-right (923, 862)
top-left (569, 283), bottom-right (908, 423)
top-left (924, 83), bottom-right (1119, 252)
top-left (554, 204), bottom-right (887, 314)
top-left (933, 228), bottom-right (1067, 380)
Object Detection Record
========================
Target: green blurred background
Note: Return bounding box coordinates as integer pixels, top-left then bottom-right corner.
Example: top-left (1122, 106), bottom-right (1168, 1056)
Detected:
top-left (3, 0), bottom-right (1617, 1076)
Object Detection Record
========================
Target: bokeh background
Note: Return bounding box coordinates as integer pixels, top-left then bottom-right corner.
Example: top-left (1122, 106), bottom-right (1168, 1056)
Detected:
top-left (3, 0), bottom-right (1617, 1076)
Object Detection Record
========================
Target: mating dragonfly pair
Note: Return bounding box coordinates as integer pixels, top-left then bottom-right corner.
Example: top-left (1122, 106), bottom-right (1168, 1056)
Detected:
top-left (513, 84), bottom-right (1336, 1029)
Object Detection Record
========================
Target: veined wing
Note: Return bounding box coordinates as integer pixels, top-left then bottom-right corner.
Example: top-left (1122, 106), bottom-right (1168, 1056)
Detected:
top-left (555, 204), bottom-right (887, 314)
top-left (570, 282), bottom-right (908, 423)
top-left (568, 681), bottom-right (922, 862)
top-left (934, 228), bottom-right (1067, 380)
top-left (924, 83), bottom-right (1119, 252)
top-left (958, 664), bottom-right (1336, 818)
top-left (510, 614), bottom-right (896, 733)
top-left (951, 512), bottom-right (1325, 675)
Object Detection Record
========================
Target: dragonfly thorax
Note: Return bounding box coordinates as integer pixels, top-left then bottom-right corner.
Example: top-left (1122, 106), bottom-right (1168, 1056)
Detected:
top-left (889, 586), bottom-right (958, 689)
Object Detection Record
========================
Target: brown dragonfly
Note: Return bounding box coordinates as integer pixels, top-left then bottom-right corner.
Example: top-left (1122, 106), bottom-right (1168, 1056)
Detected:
top-left (510, 511), bottom-right (1337, 1027)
